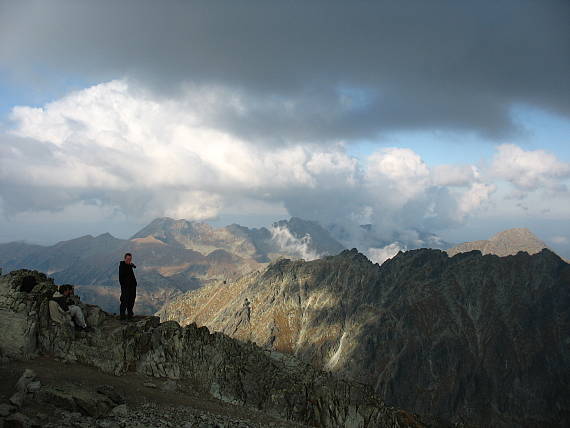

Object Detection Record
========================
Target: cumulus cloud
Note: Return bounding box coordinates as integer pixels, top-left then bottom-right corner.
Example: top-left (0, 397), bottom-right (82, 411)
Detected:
top-left (0, 80), bottom-right (497, 244)
top-left (490, 143), bottom-right (570, 193)
top-left (432, 165), bottom-right (480, 187)
top-left (367, 242), bottom-right (405, 265)
top-left (0, 1), bottom-right (568, 143)
top-left (269, 225), bottom-right (321, 261)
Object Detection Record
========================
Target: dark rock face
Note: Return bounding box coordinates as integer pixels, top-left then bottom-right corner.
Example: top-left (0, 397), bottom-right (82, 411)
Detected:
top-left (161, 248), bottom-right (570, 427)
top-left (0, 269), bottom-right (434, 428)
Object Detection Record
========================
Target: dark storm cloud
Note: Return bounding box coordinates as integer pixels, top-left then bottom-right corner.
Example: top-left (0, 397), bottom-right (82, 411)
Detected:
top-left (0, 0), bottom-right (569, 143)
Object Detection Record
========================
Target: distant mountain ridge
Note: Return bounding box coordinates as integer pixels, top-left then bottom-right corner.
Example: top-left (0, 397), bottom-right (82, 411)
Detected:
top-left (0, 217), bottom-right (347, 313)
top-left (2, 219), bottom-right (558, 317)
top-left (447, 227), bottom-right (547, 257)
top-left (131, 216), bottom-right (346, 262)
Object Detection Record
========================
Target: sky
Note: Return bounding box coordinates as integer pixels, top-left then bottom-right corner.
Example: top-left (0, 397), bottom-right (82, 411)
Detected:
top-left (0, 0), bottom-right (569, 258)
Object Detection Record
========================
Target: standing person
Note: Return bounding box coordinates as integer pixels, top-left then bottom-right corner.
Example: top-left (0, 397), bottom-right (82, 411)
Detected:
top-left (119, 252), bottom-right (137, 321)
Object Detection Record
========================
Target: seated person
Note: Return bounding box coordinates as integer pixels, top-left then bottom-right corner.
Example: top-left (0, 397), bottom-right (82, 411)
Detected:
top-left (51, 285), bottom-right (90, 331)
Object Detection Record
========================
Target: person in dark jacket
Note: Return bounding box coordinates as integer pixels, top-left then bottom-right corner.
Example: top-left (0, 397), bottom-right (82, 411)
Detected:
top-left (119, 252), bottom-right (137, 320)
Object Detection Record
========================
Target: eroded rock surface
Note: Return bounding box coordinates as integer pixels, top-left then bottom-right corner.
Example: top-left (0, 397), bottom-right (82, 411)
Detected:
top-left (160, 248), bottom-right (570, 427)
top-left (0, 269), bottom-right (431, 428)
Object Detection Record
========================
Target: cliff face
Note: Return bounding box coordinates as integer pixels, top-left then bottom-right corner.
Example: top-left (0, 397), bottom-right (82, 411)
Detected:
top-left (0, 269), bottom-right (435, 428)
top-left (159, 248), bottom-right (570, 427)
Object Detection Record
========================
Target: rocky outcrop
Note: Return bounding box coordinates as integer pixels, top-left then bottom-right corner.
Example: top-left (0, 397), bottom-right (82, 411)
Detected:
top-left (0, 269), bottom-right (435, 428)
top-left (446, 228), bottom-right (547, 257)
top-left (160, 248), bottom-right (570, 427)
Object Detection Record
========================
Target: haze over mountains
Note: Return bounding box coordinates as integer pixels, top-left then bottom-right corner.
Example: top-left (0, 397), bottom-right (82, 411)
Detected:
top-left (0, 216), bottom-right (560, 314)
top-left (0, 217), bottom-right (349, 313)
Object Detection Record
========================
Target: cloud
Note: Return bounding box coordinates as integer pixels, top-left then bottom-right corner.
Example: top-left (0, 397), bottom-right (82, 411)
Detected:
top-left (269, 225), bottom-right (321, 261)
top-left (1, 1), bottom-right (569, 143)
top-left (366, 148), bottom-right (430, 201)
top-left (1, 80), bottom-right (495, 244)
top-left (367, 242), bottom-right (405, 265)
top-left (432, 165), bottom-right (480, 187)
top-left (490, 143), bottom-right (570, 193)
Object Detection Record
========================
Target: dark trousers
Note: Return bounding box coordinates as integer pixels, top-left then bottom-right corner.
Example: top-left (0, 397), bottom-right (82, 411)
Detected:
top-left (120, 285), bottom-right (136, 316)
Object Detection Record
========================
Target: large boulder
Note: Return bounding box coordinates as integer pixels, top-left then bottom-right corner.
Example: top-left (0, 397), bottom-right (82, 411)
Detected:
top-left (0, 270), bottom-right (57, 358)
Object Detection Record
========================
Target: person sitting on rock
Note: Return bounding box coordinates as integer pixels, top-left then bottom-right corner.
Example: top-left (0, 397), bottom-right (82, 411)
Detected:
top-left (50, 285), bottom-right (90, 331)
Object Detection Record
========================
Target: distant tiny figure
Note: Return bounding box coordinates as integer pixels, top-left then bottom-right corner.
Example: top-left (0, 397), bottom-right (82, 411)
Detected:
top-left (119, 252), bottom-right (137, 321)
top-left (51, 284), bottom-right (89, 331)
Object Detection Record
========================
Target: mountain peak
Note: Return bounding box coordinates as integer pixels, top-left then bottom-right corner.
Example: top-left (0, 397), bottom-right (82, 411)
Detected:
top-left (95, 232), bottom-right (117, 240)
top-left (447, 227), bottom-right (548, 257)
top-left (489, 227), bottom-right (541, 242)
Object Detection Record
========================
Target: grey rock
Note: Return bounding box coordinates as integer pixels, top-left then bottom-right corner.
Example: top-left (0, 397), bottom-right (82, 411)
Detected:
top-left (35, 384), bottom-right (114, 418)
top-left (0, 270), bottom-right (55, 359)
top-left (0, 403), bottom-right (15, 417)
top-left (35, 387), bottom-right (76, 410)
top-left (85, 305), bottom-right (106, 328)
top-left (96, 385), bottom-right (125, 405)
top-left (9, 391), bottom-right (25, 408)
top-left (143, 382), bottom-right (157, 389)
top-left (4, 411), bottom-right (33, 427)
top-left (26, 381), bottom-right (41, 393)
top-left (159, 380), bottom-right (177, 392)
top-left (95, 421), bottom-right (116, 428)
top-left (72, 394), bottom-right (113, 418)
top-left (111, 404), bottom-right (128, 417)
top-left (15, 369), bottom-right (36, 393)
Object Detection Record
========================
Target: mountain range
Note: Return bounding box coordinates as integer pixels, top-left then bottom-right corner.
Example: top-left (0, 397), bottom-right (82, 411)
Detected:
top-left (159, 246), bottom-right (570, 426)
top-left (0, 217), bottom-right (346, 313)
top-left (0, 217), bottom-right (560, 316)
top-left (1, 218), bottom-right (567, 425)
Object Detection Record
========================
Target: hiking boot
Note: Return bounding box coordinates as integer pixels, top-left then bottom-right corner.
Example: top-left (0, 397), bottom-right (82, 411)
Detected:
top-left (119, 314), bottom-right (126, 321)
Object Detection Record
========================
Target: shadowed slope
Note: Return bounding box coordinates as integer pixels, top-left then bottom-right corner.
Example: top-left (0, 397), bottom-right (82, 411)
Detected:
top-left (160, 248), bottom-right (570, 427)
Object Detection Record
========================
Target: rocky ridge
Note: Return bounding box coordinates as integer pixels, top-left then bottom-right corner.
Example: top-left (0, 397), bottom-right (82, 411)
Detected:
top-left (159, 247), bottom-right (570, 427)
top-left (0, 269), bottom-right (436, 427)
top-left (446, 228), bottom-right (547, 257)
